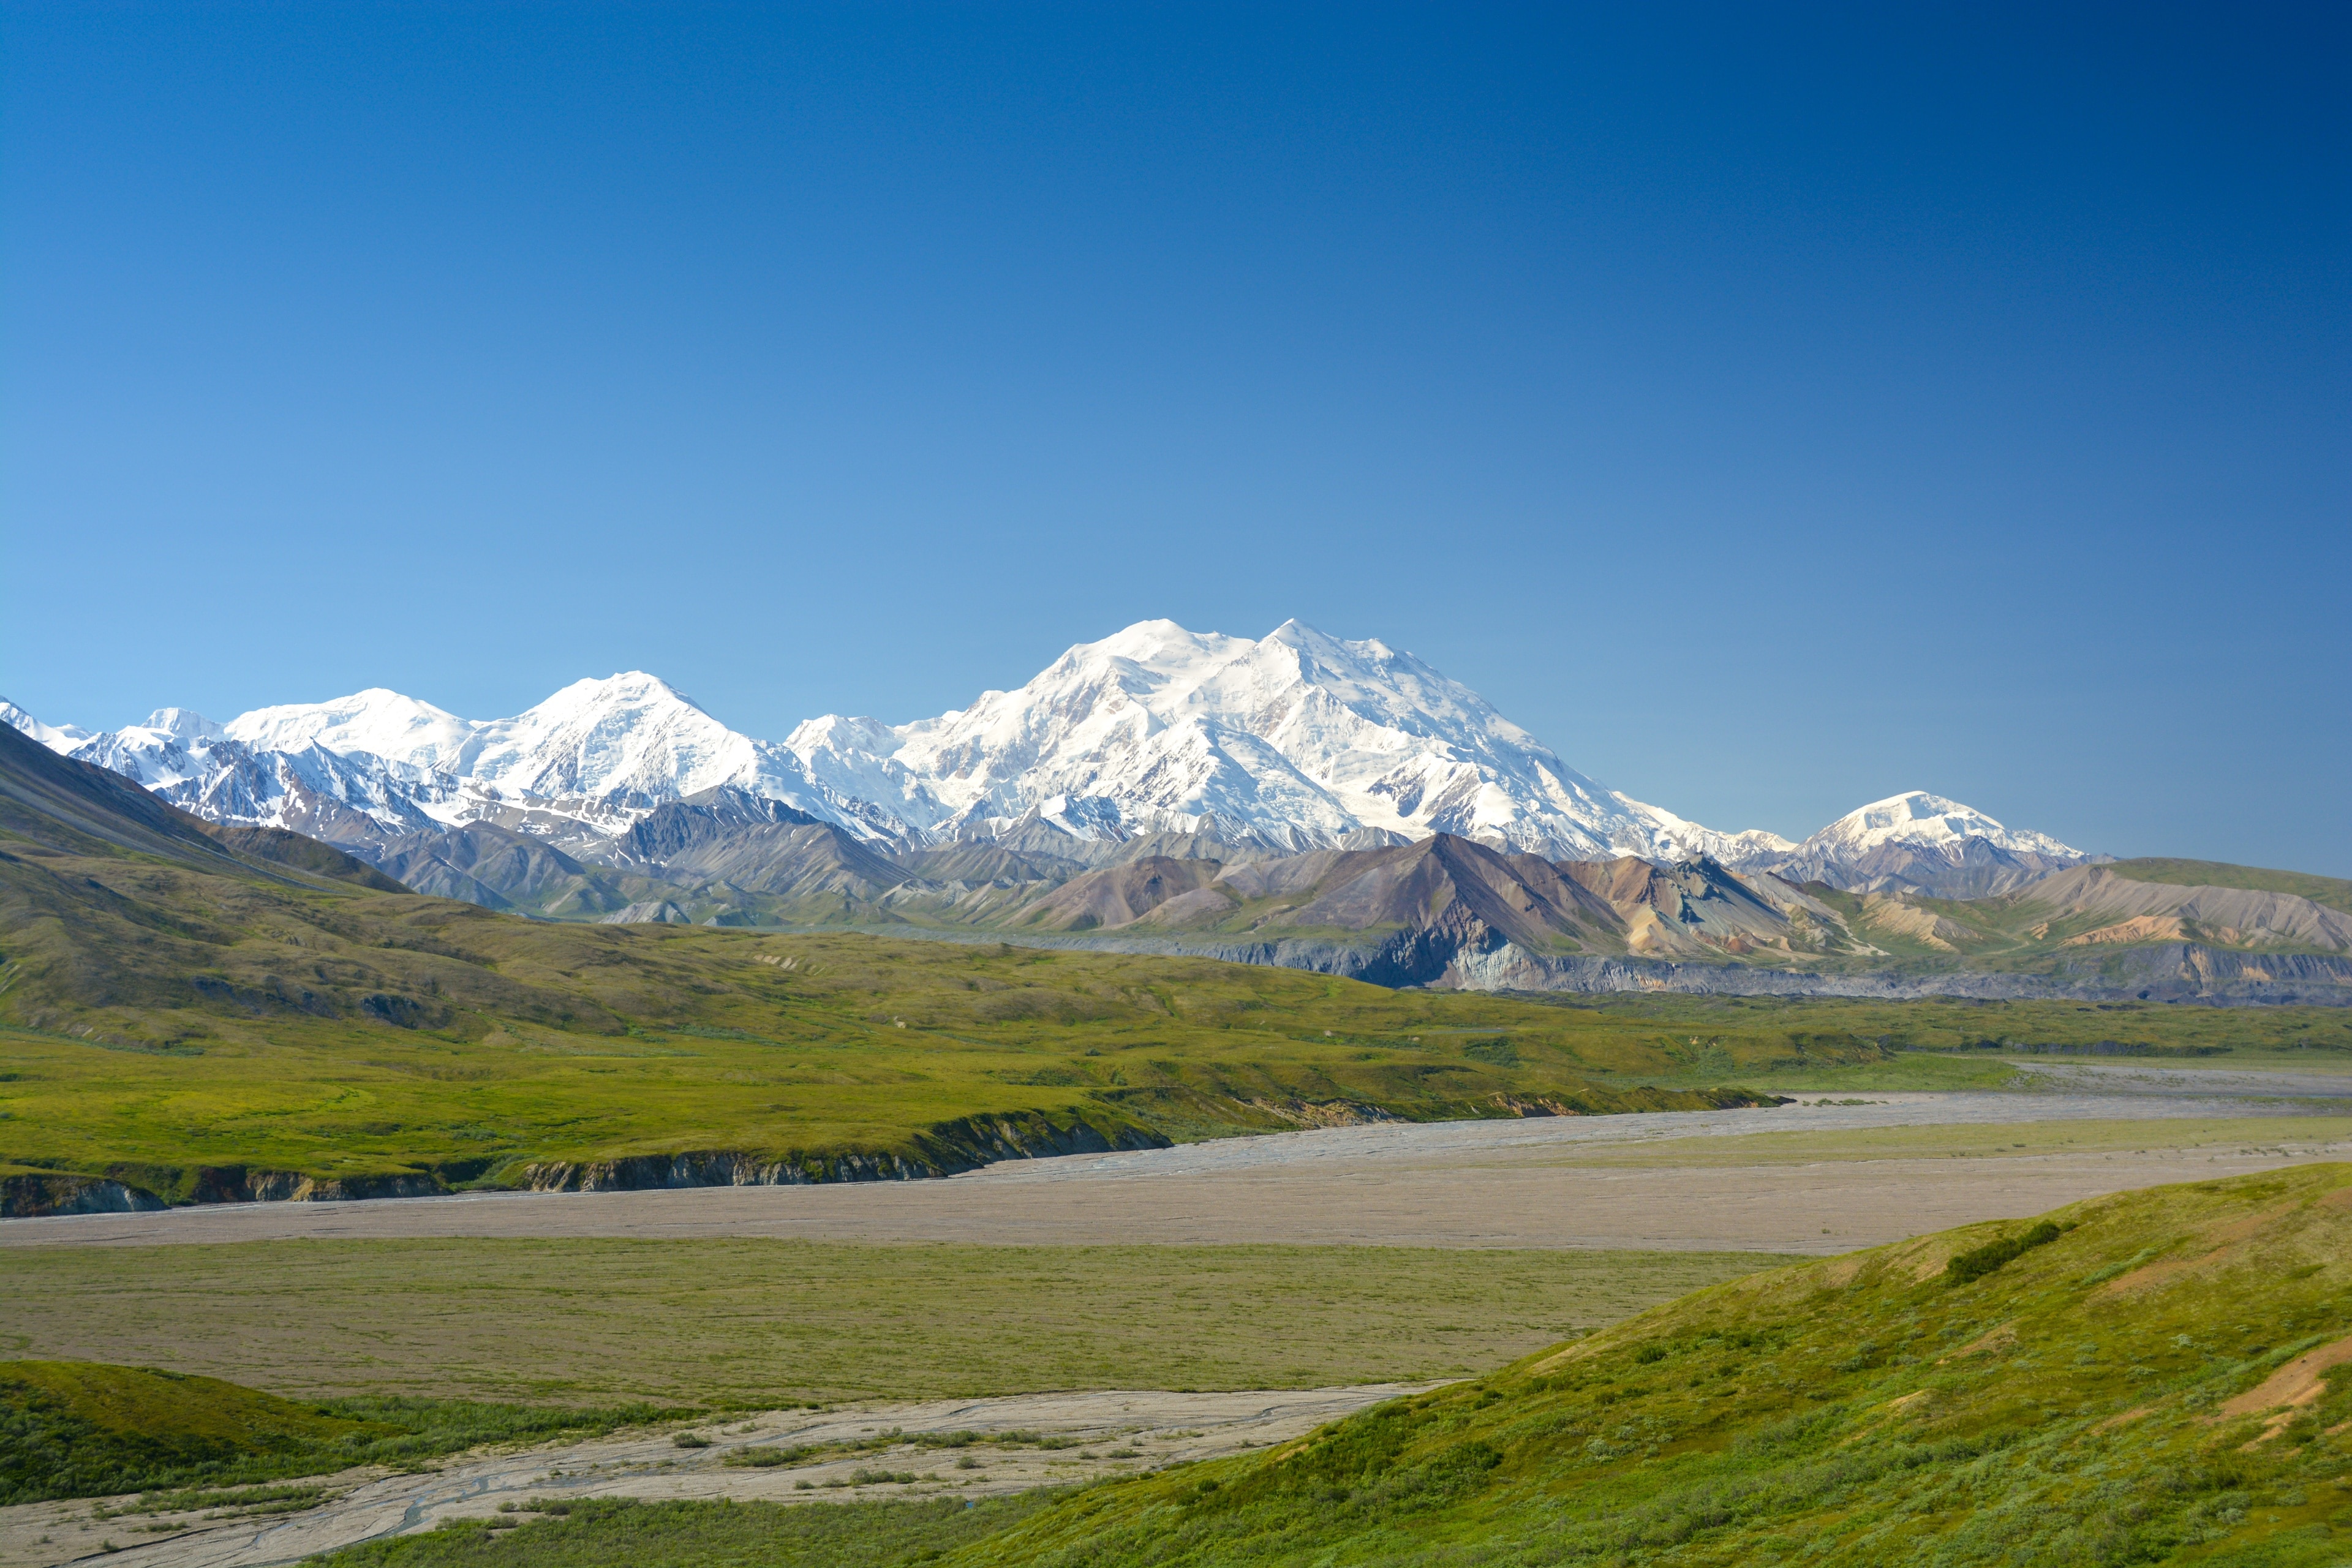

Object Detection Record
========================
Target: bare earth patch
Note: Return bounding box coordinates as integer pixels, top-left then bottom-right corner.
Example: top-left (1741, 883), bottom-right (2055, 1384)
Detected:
top-left (6, 1091), bottom-right (2343, 1256)
top-left (2217, 1333), bottom-right (2352, 1444)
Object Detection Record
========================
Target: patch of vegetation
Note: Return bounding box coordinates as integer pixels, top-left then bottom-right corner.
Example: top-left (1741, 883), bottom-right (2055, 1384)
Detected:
top-left (919, 1163), bottom-right (2352, 1566)
top-left (1943, 1219), bottom-right (2063, 1284)
top-left (722, 1443), bottom-right (818, 1468)
top-left (96, 1480), bottom-right (333, 1518)
top-left (1510, 992), bottom-right (2352, 1091)
top-left (305, 1491), bottom-right (1064, 1567)
top-left (0, 1362), bottom-right (687, 1505)
top-left (1, 1242), bottom-right (1774, 1407)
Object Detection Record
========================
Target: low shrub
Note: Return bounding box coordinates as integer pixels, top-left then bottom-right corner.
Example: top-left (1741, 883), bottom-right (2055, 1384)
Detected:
top-left (1947, 1221), bottom-right (2064, 1286)
top-left (723, 1444), bottom-right (817, 1469)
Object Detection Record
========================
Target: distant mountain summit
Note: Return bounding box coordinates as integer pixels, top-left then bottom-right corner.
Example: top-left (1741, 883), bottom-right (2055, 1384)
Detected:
top-left (0, 619), bottom-right (2086, 895)
top-left (1733, 791), bottom-right (2090, 899)
top-left (788, 618), bottom-right (1749, 861)
top-left (1808, 791), bottom-right (2078, 861)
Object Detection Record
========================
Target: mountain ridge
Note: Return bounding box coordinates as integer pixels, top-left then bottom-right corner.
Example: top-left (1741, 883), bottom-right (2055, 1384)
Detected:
top-left (0, 620), bottom-right (2093, 901)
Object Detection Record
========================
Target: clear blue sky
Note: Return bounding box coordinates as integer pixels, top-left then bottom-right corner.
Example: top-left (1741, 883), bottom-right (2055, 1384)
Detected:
top-left (4, 4), bottom-right (2345, 871)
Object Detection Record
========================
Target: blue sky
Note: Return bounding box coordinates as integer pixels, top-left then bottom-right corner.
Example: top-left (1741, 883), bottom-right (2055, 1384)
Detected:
top-left (4, 4), bottom-right (2346, 871)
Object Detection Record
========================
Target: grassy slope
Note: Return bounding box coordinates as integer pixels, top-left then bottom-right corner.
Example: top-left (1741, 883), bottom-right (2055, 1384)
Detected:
top-left (0, 1362), bottom-right (680, 1505)
top-left (2106, 860), bottom-right (2352, 918)
top-left (0, 1242), bottom-right (1772, 1406)
top-left (1803, 881), bottom-right (2219, 970)
top-left (2, 799), bottom-right (1881, 1192)
top-left (938, 1163), bottom-right (2352, 1566)
top-left (300, 1166), bottom-right (2352, 1567)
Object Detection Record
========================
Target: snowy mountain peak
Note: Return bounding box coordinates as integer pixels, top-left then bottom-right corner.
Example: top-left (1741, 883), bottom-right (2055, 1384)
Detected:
top-left (522, 671), bottom-right (704, 722)
top-left (1613, 799), bottom-right (1799, 865)
top-left (227, 688), bottom-right (477, 771)
top-left (1728, 789), bottom-right (2089, 899)
top-left (143, 707), bottom-right (225, 741)
top-left (1082, 619), bottom-right (1254, 683)
top-left (1264, 617), bottom-right (1396, 668)
top-left (1809, 791), bottom-right (2079, 859)
top-left (0, 698), bottom-right (91, 753)
top-left (822, 617), bottom-right (1714, 859)
top-left (459, 673), bottom-right (764, 805)
top-left (28, 622), bottom-right (2092, 892)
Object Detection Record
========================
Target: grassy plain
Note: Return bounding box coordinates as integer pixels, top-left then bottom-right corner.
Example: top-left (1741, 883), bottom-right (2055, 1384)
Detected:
top-left (8, 924), bottom-right (2348, 1199)
top-left (0, 919), bottom-right (1869, 1199)
top-left (0, 775), bottom-right (1808, 1192)
top-left (0, 1241), bottom-right (1774, 1407)
top-left (1529, 992), bottom-right (2352, 1079)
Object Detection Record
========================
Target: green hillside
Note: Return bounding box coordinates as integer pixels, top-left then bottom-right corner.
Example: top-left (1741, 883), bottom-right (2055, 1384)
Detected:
top-left (2108, 859), bottom-right (2352, 916)
top-left (946, 1162), bottom-right (2352, 1566)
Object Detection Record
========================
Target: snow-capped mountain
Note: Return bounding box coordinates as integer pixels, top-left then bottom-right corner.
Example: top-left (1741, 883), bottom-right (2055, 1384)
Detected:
top-left (13, 706), bottom-right (461, 845)
top-left (790, 619), bottom-right (1729, 861)
top-left (1736, 791), bottom-right (2086, 899)
top-left (0, 700), bottom-right (91, 753)
top-left (0, 623), bottom-right (2090, 888)
top-left (7, 682), bottom-right (837, 849)
top-left (227, 688), bottom-right (475, 769)
top-left (199, 674), bottom-right (911, 842)
top-left (1804, 792), bottom-right (2077, 862)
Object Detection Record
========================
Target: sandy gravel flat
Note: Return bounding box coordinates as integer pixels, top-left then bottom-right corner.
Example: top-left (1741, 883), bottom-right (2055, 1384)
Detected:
top-left (2005, 1060), bottom-right (2352, 1098)
top-left (0, 1385), bottom-right (1428, 1568)
top-left (8, 1087), bottom-right (2343, 1254)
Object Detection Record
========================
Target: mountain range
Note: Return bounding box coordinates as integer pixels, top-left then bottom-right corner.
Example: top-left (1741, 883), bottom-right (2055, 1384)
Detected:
top-left (19, 617), bottom-right (2346, 1000)
top-left (1, 617), bottom-right (2076, 881)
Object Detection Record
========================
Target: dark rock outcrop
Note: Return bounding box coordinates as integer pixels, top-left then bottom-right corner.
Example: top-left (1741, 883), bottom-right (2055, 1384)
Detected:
top-left (517, 1107), bottom-right (1169, 1193)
